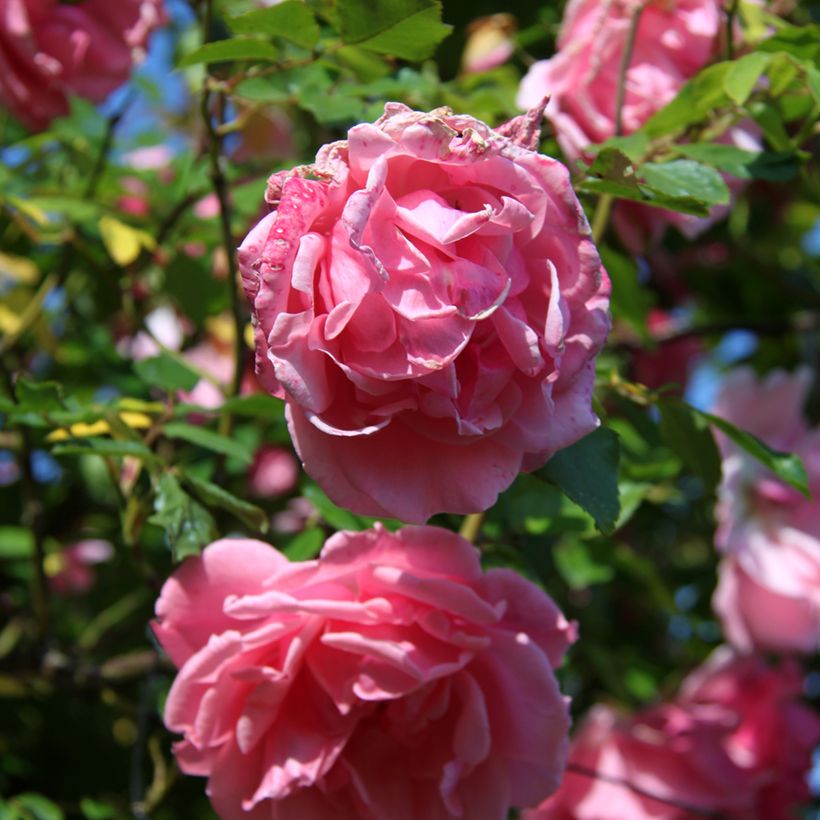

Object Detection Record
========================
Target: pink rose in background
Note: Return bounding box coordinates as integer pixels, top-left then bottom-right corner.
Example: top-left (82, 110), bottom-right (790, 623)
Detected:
top-left (517, 0), bottom-right (757, 249)
top-left (153, 525), bottom-right (576, 819)
top-left (630, 308), bottom-right (703, 394)
top-left (248, 445), bottom-right (299, 498)
top-left (517, 0), bottom-right (723, 165)
top-left (461, 14), bottom-right (516, 75)
top-left (0, 0), bottom-right (167, 131)
top-left (526, 647), bottom-right (820, 819)
top-left (711, 367), bottom-right (820, 654)
top-left (239, 102), bottom-right (610, 523)
top-left (679, 647), bottom-right (820, 818)
top-left (47, 539), bottom-right (114, 595)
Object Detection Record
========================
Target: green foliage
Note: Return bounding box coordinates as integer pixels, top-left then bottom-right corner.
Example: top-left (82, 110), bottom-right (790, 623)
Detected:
top-left (149, 473), bottom-right (216, 560)
top-left (538, 427), bottom-right (621, 535)
top-left (337, 0), bottom-right (452, 60)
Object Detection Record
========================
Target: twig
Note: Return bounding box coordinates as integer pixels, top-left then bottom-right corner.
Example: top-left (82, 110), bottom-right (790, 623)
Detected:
top-left (199, 0), bottom-right (247, 434)
top-left (724, 0), bottom-right (738, 61)
top-left (590, 194), bottom-right (613, 245)
top-left (84, 91), bottom-right (136, 200)
top-left (614, 6), bottom-right (644, 137)
top-left (566, 764), bottom-right (727, 818)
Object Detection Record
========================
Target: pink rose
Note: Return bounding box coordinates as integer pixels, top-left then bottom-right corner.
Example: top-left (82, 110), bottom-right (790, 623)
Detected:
top-left (0, 0), bottom-right (167, 131)
top-left (153, 525), bottom-right (576, 819)
top-left (248, 445), bottom-right (299, 498)
top-left (630, 308), bottom-right (703, 394)
top-left (517, 0), bottom-right (723, 165)
top-left (711, 367), bottom-right (820, 654)
top-left (238, 103), bottom-right (610, 523)
top-left (47, 538), bottom-right (113, 595)
top-left (461, 14), bottom-right (516, 75)
top-left (525, 648), bottom-right (820, 819)
top-left (680, 647), bottom-right (820, 818)
top-left (517, 0), bottom-right (757, 249)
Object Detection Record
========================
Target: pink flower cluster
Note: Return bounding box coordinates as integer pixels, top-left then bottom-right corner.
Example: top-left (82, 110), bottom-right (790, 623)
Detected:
top-left (153, 526), bottom-right (576, 819)
top-left (239, 102), bottom-right (610, 523)
top-left (0, 0), bottom-right (167, 131)
top-left (711, 368), bottom-right (820, 654)
top-left (525, 648), bottom-right (820, 819)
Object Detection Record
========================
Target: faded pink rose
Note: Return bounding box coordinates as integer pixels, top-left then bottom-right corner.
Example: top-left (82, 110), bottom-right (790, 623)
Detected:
top-left (153, 525), bottom-right (576, 819)
top-left (47, 538), bottom-right (113, 595)
top-left (679, 647), bottom-right (820, 818)
top-left (248, 445), bottom-right (299, 498)
top-left (517, 0), bottom-right (723, 165)
top-left (461, 14), bottom-right (516, 75)
top-left (711, 367), bottom-right (820, 654)
top-left (0, 0), bottom-right (167, 131)
top-left (526, 648), bottom-right (820, 820)
top-left (239, 103), bottom-right (610, 523)
top-left (630, 309), bottom-right (703, 394)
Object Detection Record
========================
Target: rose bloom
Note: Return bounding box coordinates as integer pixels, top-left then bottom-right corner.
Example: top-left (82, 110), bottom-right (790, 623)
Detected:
top-left (679, 647), bottom-right (820, 818)
top-left (248, 445), bottom-right (299, 498)
top-left (517, 0), bottom-right (723, 164)
top-left (517, 0), bottom-right (755, 249)
top-left (525, 647), bottom-right (820, 820)
top-left (711, 367), bottom-right (820, 654)
top-left (46, 538), bottom-right (113, 595)
top-left (239, 103), bottom-right (610, 523)
top-left (153, 525), bottom-right (576, 819)
top-left (0, 0), bottom-right (167, 131)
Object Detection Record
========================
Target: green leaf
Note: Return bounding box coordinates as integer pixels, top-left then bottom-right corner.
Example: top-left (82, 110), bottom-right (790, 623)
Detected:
top-left (229, 1), bottom-right (320, 49)
top-left (697, 408), bottom-right (809, 496)
top-left (537, 427), bottom-right (621, 535)
top-left (161, 422), bottom-right (254, 465)
top-left (599, 247), bottom-right (654, 340)
top-left (220, 394), bottom-right (284, 418)
top-left (283, 527), bottom-right (324, 561)
top-left (79, 798), bottom-right (119, 820)
top-left (757, 24), bottom-right (820, 62)
top-left (658, 402), bottom-right (722, 493)
top-left (297, 88), bottom-right (365, 124)
top-left (724, 52), bottom-right (771, 105)
top-left (182, 473), bottom-right (268, 532)
top-left (0, 527), bottom-right (34, 559)
top-left (14, 379), bottom-right (64, 413)
top-left (178, 38), bottom-right (280, 68)
top-left (51, 439), bottom-right (160, 463)
top-left (641, 160), bottom-right (730, 206)
top-left (304, 484), bottom-right (365, 531)
top-left (674, 143), bottom-right (801, 181)
top-left (337, 0), bottom-right (452, 60)
top-left (149, 474), bottom-right (215, 561)
top-left (134, 353), bottom-right (200, 393)
top-left (554, 540), bottom-right (614, 589)
top-left (642, 62), bottom-right (731, 138)
top-left (10, 794), bottom-right (64, 820)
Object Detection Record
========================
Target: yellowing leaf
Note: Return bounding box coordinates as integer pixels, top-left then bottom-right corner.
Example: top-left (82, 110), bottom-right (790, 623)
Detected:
top-left (0, 304), bottom-right (21, 335)
top-left (0, 253), bottom-right (39, 284)
top-left (7, 195), bottom-right (48, 225)
top-left (47, 411), bottom-right (153, 442)
top-left (99, 216), bottom-right (156, 266)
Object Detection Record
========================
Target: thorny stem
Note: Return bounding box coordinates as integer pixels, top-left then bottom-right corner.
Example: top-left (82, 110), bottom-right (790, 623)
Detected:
top-left (200, 0), bottom-right (247, 437)
top-left (566, 764), bottom-right (727, 818)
